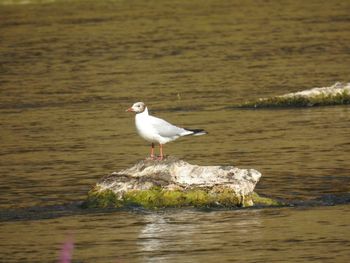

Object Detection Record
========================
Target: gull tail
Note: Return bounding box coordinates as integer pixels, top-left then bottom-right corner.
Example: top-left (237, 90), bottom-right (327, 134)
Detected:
top-left (184, 128), bottom-right (208, 136)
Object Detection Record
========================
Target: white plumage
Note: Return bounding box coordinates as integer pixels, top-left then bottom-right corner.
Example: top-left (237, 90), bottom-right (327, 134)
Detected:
top-left (126, 102), bottom-right (207, 160)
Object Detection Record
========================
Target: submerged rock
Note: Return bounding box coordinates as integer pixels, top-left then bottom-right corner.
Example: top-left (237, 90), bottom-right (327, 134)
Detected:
top-left (85, 156), bottom-right (278, 209)
top-left (238, 82), bottom-right (350, 108)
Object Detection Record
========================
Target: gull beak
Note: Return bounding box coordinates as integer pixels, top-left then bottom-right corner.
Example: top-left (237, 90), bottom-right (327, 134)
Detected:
top-left (126, 107), bottom-right (134, 112)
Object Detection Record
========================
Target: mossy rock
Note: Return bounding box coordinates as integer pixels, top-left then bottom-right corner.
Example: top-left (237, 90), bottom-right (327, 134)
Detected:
top-left (83, 188), bottom-right (123, 208)
top-left (237, 90), bottom-right (350, 108)
top-left (83, 187), bottom-right (282, 209)
top-left (250, 192), bottom-right (283, 206)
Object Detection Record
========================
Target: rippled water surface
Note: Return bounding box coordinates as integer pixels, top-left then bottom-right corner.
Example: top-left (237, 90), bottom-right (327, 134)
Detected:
top-left (1, 0), bottom-right (350, 262)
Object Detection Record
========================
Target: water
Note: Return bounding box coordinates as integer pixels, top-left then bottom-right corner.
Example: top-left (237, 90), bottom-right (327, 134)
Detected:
top-left (0, 0), bottom-right (350, 262)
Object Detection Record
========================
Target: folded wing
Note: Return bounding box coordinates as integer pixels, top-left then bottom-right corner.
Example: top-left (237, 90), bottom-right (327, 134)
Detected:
top-left (148, 116), bottom-right (191, 138)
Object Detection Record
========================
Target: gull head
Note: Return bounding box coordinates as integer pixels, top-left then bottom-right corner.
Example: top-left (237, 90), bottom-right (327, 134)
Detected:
top-left (126, 102), bottom-right (146, 113)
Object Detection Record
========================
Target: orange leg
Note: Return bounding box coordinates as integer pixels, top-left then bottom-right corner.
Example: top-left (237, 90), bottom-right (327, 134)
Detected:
top-left (150, 143), bottom-right (155, 159)
top-left (158, 144), bottom-right (164, 160)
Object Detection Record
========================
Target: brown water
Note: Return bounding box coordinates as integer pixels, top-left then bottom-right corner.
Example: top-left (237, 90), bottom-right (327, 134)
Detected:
top-left (0, 0), bottom-right (350, 262)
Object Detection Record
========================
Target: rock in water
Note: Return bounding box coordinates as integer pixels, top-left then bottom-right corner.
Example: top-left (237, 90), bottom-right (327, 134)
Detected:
top-left (237, 82), bottom-right (350, 108)
top-left (85, 156), bottom-right (276, 209)
top-left (281, 82), bottom-right (350, 98)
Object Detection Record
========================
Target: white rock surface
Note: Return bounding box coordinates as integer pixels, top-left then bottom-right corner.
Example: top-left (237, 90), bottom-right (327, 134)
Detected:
top-left (281, 82), bottom-right (350, 98)
top-left (96, 156), bottom-right (261, 199)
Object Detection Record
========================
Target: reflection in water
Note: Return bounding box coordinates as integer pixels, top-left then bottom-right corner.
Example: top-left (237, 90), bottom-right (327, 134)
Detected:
top-left (137, 210), bottom-right (263, 262)
top-left (1, 206), bottom-right (350, 262)
top-left (139, 214), bottom-right (168, 254)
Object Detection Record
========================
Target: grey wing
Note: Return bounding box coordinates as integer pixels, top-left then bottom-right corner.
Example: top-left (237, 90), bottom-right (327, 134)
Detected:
top-left (149, 116), bottom-right (189, 137)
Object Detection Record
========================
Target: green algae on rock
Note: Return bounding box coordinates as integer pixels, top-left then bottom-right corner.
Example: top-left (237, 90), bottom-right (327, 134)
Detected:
top-left (250, 192), bottom-right (283, 206)
top-left (237, 82), bottom-right (350, 108)
top-left (85, 187), bottom-right (281, 209)
top-left (84, 156), bottom-right (280, 209)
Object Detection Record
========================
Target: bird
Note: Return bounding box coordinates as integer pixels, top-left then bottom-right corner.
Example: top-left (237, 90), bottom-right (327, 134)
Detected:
top-left (126, 102), bottom-right (207, 160)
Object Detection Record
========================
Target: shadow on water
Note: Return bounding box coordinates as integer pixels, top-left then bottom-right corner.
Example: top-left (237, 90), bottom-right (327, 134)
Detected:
top-left (0, 201), bottom-right (128, 222)
top-left (1, 193), bottom-right (349, 222)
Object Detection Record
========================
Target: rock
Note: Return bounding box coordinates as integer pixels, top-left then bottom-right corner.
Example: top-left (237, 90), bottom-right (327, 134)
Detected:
top-left (237, 82), bottom-right (350, 108)
top-left (84, 156), bottom-right (276, 209)
top-left (281, 82), bottom-right (350, 98)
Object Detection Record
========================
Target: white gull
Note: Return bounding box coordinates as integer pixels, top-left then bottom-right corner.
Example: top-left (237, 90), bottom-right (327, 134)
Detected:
top-left (126, 102), bottom-right (207, 160)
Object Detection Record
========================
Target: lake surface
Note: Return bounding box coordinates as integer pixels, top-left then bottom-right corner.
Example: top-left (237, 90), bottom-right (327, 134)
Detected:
top-left (0, 0), bottom-right (349, 262)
